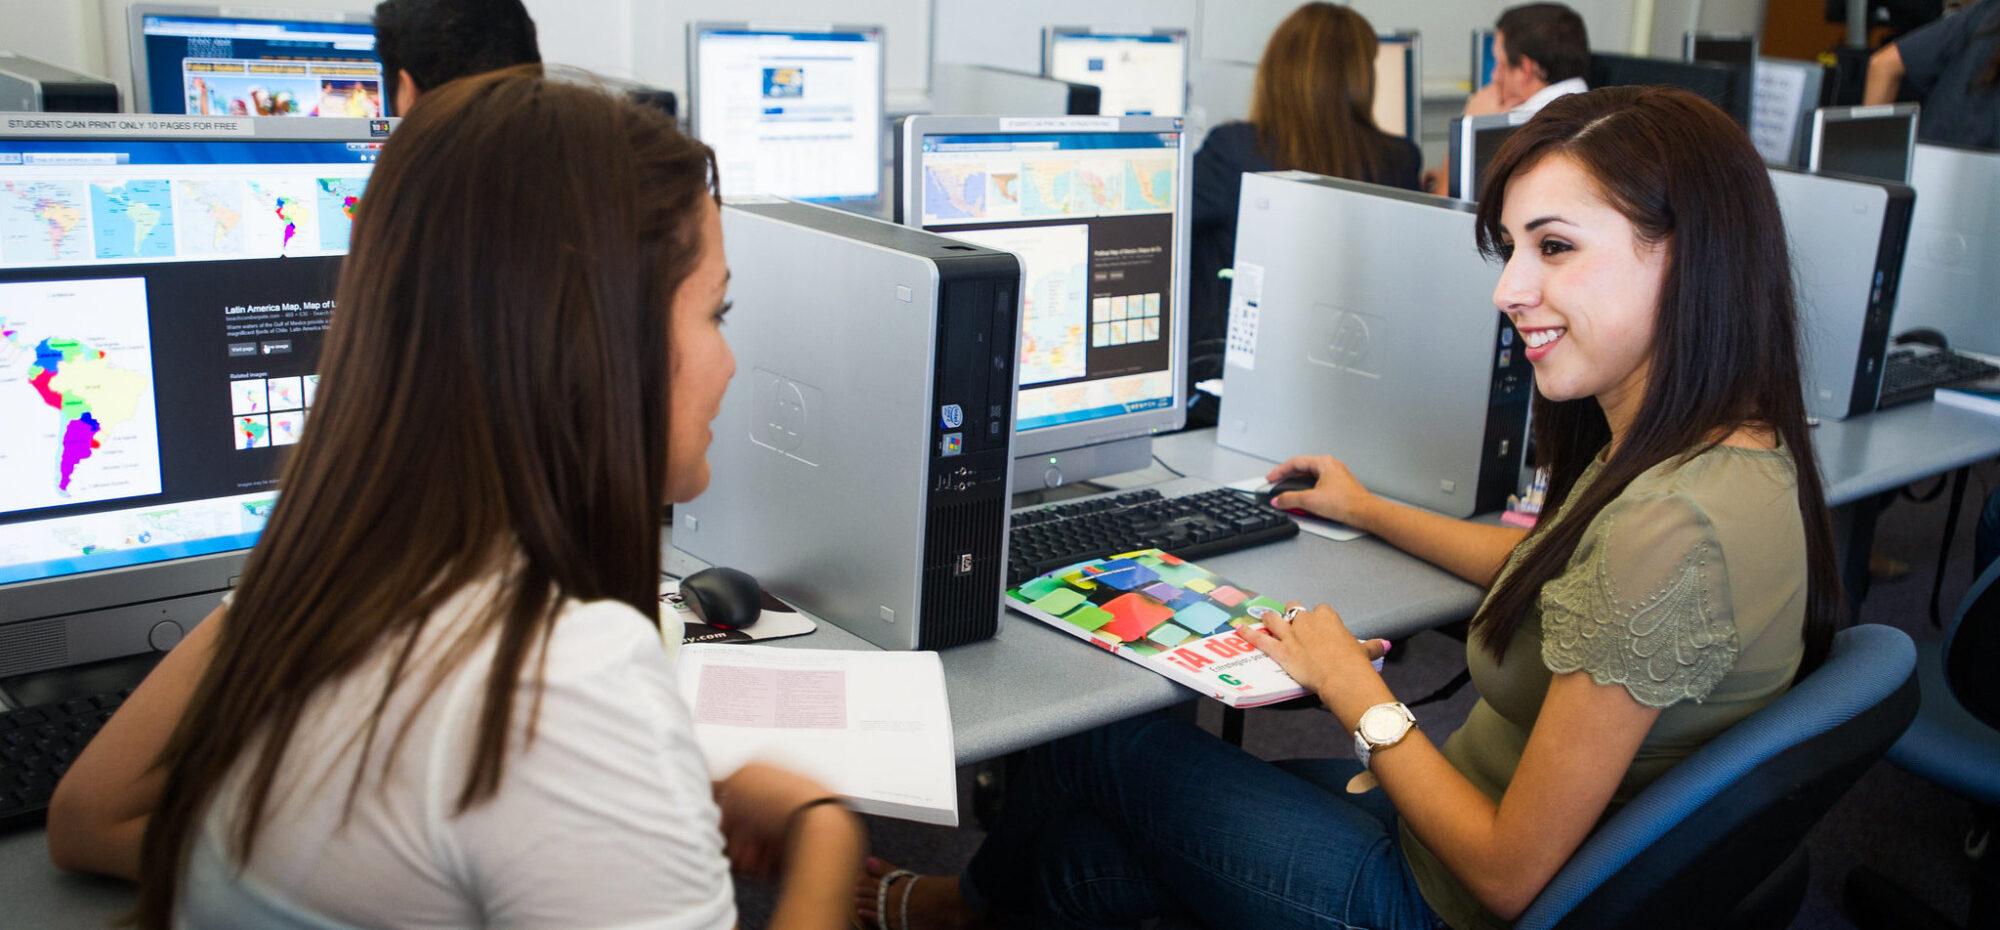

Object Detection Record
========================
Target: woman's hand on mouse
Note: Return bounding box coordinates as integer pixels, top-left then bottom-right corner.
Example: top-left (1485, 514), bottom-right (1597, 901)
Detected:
top-left (1266, 455), bottom-right (1378, 527)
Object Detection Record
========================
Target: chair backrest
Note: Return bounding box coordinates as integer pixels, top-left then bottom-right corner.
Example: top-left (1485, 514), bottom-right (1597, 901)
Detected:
top-left (1945, 557), bottom-right (2000, 730)
top-left (1513, 623), bottom-right (1919, 930)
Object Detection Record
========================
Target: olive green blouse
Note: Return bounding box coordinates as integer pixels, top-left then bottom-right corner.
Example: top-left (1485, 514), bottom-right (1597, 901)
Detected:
top-left (1398, 443), bottom-right (1809, 930)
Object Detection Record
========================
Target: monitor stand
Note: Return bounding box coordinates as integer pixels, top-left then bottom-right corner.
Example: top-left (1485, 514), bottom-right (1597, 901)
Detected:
top-left (1014, 435), bottom-right (1153, 494)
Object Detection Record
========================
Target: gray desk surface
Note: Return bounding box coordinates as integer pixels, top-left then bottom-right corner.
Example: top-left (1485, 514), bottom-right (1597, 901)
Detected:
top-left (11, 401), bottom-right (1997, 926)
top-left (1815, 399), bottom-right (2000, 505)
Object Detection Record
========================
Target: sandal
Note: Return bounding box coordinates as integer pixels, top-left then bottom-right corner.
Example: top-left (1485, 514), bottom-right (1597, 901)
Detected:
top-left (870, 867), bottom-right (918, 930)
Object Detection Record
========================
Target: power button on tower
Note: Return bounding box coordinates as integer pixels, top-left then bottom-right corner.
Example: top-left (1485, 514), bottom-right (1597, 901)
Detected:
top-left (149, 620), bottom-right (185, 651)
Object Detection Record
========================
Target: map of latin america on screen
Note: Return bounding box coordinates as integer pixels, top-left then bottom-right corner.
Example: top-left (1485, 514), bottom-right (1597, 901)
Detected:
top-left (941, 223), bottom-right (1090, 387)
top-left (0, 277), bottom-right (164, 516)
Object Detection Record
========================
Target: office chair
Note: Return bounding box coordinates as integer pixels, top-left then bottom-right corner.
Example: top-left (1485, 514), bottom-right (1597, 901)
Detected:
top-left (1846, 558), bottom-right (2000, 930)
top-left (1513, 623), bottom-right (1919, 930)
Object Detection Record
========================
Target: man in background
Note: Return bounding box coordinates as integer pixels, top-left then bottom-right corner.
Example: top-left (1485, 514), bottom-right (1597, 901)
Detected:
top-left (373, 0), bottom-right (542, 115)
top-left (1469, 3), bottom-right (1591, 117)
top-left (1429, 3), bottom-right (1591, 194)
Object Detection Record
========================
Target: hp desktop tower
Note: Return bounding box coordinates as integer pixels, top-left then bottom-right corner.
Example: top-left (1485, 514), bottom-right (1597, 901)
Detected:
top-left (1217, 172), bottom-right (1531, 518)
top-left (1768, 167), bottom-right (1916, 420)
top-left (676, 198), bottom-right (1021, 650)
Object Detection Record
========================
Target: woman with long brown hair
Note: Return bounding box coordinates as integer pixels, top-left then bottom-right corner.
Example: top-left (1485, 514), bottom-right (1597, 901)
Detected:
top-left (860, 85), bottom-right (1839, 930)
top-left (45, 67), bottom-right (864, 929)
top-left (1187, 2), bottom-right (1422, 424)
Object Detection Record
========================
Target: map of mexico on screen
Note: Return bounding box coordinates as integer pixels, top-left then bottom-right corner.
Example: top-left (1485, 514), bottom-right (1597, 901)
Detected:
top-left (917, 130), bottom-right (1179, 434)
top-left (0, 131), bottom-right (375, 588)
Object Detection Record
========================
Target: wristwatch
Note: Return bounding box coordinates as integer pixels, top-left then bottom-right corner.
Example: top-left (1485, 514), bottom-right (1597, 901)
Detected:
top-left (1353, 701), bottom-right (1418, 769)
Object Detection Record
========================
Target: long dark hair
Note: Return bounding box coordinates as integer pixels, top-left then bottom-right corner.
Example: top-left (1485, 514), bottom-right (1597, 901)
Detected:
top-left (133, 67), bottom-right (719, 927)
top-left (1469, 86), bottom-right (1841, 675)
top-left (1250, 2), bottom-right (1390, 182)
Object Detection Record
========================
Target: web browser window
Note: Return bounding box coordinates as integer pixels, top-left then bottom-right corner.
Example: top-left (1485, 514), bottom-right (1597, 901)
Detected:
top-left (1044, 32), bottom-right (1187, 117)
top-left (0, 133), bottom-right (378, 584)
top-left (914, 129), bottom-right (1180, 433)
top-left (692, 27), bottom-right (884, 202)
top-left (137, 13), bottom-right (385, 117)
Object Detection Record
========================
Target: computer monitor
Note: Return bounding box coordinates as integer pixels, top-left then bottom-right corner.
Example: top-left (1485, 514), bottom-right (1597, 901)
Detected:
top-left (1683, 33), bottom-right (1758, 129)
top-left (1749, 57), bottom-right (1828, 166)
top-left (1375, 33), bottom-right (1421, 141)
top-left (1685, 33), bottom-right (1758, 72)
top-left (1471, 29), bottom-right (1498, 90)
top-left (1897, 142), bottom-right (2000, 356)
top-left (931, 64), bottom-right (1102, 117)
top-left (687, 23), bottom-right (885, 203)
top-left (0, 116), bottom-right (388, 680)
top-left (1589, 52), bottom-right (1744, 128)
top-left (1810, 103), bottom-right (1920, 184)
top-left (899, 115), bottom-right (1190, 491)
top-left (128, 4), bottom-right (386, 118)
top-left (1041, 27), bottom-right (1188, 117)
top-left (1448, 111), bottom-right (1529, 201)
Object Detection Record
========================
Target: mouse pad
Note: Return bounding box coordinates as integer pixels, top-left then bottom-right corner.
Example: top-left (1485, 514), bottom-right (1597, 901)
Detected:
top-left (661, 578), bottom-right (818, 645)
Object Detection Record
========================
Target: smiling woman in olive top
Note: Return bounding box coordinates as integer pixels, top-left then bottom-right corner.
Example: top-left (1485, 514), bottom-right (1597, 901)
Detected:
top-left (860, 85), bottom-right (1842, 930)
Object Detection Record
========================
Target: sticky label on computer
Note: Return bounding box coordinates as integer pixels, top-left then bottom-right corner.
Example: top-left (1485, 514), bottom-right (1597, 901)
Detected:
top-left (1225, 262), bottom-right (1263, 371)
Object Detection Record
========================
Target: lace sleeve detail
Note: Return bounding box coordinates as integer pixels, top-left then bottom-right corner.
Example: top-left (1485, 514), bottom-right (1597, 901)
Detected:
top-left (1539, 494), bottom-right (1738, 709)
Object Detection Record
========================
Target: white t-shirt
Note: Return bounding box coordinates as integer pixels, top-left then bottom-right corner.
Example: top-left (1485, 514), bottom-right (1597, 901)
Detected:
top-left (187, 579), bottom-right (735, 929)
top-left (1512, 76), bottom-right (1589, 117)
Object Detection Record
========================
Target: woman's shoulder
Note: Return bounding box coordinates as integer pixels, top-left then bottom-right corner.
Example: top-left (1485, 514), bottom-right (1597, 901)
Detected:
top-left (1624, 441), bottom-right (1799, 507)
top-left (538, 597), bottom-right (671, 683)
top-left (1197, 121), bottom-right (1268, 165)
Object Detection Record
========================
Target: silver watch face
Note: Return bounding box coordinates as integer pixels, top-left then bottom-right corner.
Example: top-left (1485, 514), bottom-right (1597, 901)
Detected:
top-left (1359, 705), bottom-right (1411, 743)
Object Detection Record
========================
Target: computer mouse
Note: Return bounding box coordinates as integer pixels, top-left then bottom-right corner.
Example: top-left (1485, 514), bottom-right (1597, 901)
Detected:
top-left (679, 567), bottom-right (764, 631)
top-left (1260, 476), bottom-right (1318, 511)
top-left (1894, 327), bottom-right (1949, 350)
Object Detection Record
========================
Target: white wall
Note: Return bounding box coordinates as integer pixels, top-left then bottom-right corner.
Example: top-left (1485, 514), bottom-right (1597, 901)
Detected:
top-left (1198, 0), bottom-right (1640, 93)
top-left (1, 0), bottom-right (1769, 114)
top-left (0, 0), bottom-right (109, 77)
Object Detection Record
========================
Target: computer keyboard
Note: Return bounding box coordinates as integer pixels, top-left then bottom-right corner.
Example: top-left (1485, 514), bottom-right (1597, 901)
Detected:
top-left (1878, 345), bottom-right (2000, 409)
top-left (0, 686), bottom-right (130, 833)
top-left (1009, 487), bottom-right (1298, 587)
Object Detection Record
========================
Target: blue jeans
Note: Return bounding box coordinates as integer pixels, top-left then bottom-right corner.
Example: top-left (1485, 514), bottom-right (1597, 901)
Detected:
top-left (960, 712), bottom-right (1444, 930)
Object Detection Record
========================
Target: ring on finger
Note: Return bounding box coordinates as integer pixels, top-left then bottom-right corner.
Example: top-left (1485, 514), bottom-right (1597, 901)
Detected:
top-left (1282, 606), bottom-right (1306, 622)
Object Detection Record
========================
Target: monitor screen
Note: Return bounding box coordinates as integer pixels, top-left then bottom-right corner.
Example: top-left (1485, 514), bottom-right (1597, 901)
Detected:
top-left (1688, 34), bottom-right (1757, 72)
top-left (689, 25), bottom-right (884, 203)
top-left (1375, 35), bottom-right (1419, 140)
top-left (1589, 52), bottom-right (1744, 127)
top-left (132, 9), bottom-right (386, 117)
top-left (1450, 113), bottom-right (1526, 200)
top-left (905, 119), bottom-right (1186, 444)
top-left (1813, 106), bottom-right (1917, 183)
top-left (1043, 29), bottom-right (1188, 117)
top-left (0, 123), bottom-right (381, 589)
top-left (1473, 29), bottom-right (1498, 90)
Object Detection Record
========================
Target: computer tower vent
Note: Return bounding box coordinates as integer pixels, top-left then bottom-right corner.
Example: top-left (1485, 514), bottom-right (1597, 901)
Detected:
top-left (919, 497), bottom-right (1005, 649)
top-left (0, 617), bottom-right (68, 679)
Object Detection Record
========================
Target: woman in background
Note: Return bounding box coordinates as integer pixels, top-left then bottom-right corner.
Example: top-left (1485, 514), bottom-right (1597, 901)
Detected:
top-left (1187, 2), bottom-right (1423, 424)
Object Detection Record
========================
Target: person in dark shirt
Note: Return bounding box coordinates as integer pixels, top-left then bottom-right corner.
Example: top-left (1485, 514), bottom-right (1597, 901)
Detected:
top-left (1188, 2), bottom-right (1422, 424)
top-left (1866, 0), bottom-right (2000, 149)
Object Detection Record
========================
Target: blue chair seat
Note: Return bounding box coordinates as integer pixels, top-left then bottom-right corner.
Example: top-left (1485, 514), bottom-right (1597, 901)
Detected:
top-left (1886, 639), bottom-right (2000, 806)
top-left (1515, 623), bottom-right (1919, 930)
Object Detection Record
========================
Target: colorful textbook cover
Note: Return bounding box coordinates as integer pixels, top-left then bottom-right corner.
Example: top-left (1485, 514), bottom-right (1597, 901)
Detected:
top-left (1006, 549), bottom-right (1310, 708)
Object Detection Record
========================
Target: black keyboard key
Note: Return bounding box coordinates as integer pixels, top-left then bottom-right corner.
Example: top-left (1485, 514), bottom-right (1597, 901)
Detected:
top-left (1009, 486), bottom-right (1299, 587)
top-left (0, 687), bottom-right (131, 835)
